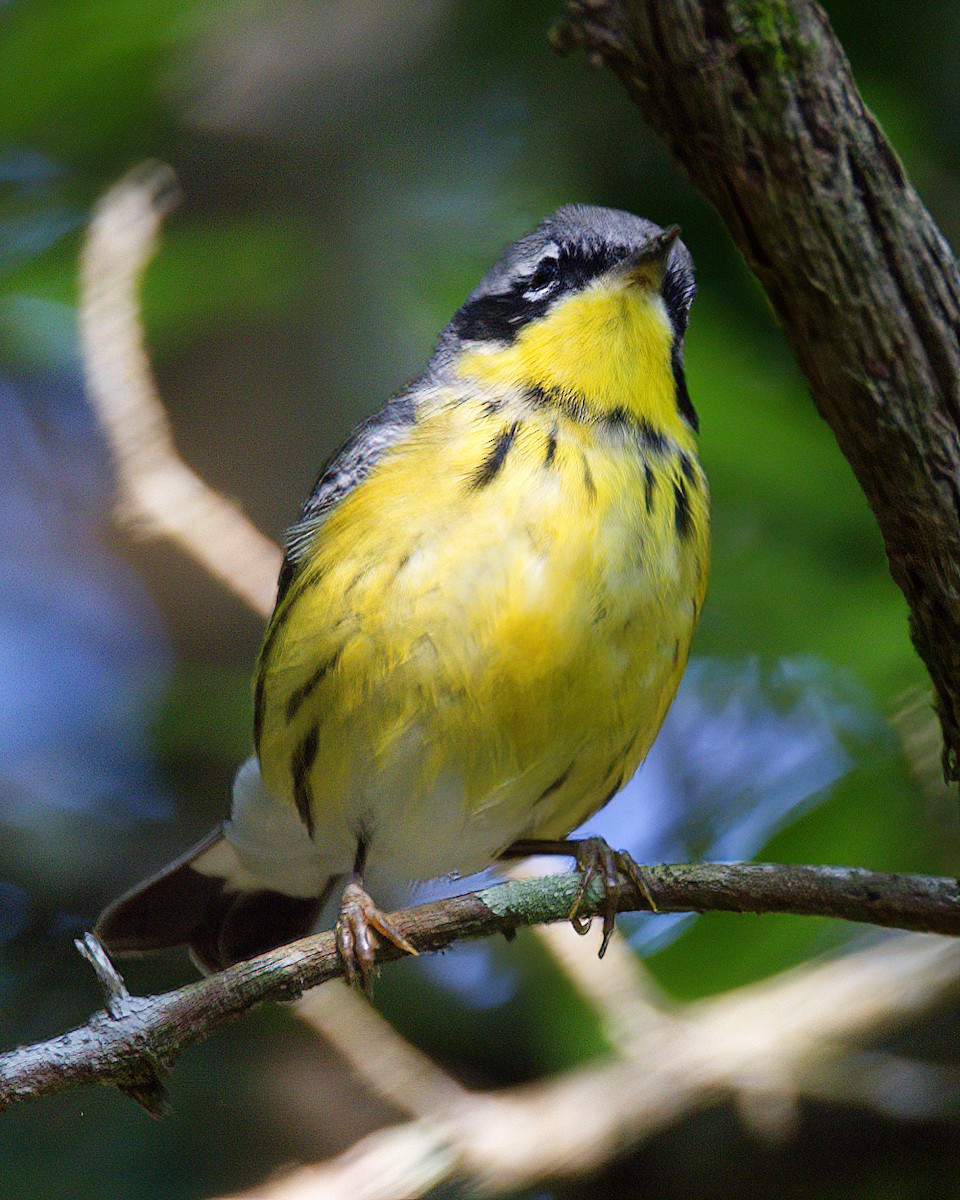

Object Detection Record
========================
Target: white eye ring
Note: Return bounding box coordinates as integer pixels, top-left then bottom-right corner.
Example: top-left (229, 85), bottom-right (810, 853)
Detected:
top-left (523, 255), bottom-right (560, 302)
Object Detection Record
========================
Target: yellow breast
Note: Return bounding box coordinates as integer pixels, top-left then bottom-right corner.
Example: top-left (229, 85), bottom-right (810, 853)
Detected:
top-left (256, 410), bottom-right (707, 877)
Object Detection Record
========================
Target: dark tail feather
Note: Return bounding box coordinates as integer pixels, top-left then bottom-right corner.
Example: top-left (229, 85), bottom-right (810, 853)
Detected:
top-left (95, 827), bottom-right (333, 973)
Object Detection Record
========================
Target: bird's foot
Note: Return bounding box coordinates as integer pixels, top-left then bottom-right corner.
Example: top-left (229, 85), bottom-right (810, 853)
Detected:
top-left (568, 837), bottom-right (657, 957)
top-left (502, 837), bottom-right (658, 958)
top-left (335, 879), bottom-right (418, 993)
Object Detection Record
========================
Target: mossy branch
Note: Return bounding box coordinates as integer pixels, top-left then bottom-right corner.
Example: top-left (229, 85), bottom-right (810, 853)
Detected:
top-left (557, 0), bottom-right (960, 779)
top-left (1, 862), bottom-right (958, 1116)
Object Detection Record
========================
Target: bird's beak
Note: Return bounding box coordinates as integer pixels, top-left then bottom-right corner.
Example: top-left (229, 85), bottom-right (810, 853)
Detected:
top-left (616, 225), bottom-right (682, 289)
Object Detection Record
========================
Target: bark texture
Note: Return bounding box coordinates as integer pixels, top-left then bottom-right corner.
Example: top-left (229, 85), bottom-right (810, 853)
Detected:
top-left (558, 0), bottom-right (960, 777)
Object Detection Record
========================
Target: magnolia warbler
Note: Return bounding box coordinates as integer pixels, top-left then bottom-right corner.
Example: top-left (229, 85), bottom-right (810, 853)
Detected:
top-left (97, 205), bottom-right (709, 987)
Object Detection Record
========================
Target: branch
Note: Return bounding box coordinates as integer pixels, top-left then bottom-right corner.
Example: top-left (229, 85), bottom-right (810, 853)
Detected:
top-left (224, 930), bottom-right (960, 1199)
top-left (79, 161), bottom-right (282, 618)
top-left (43, 142), bottom-right (960, 1191)
top-left (557, 0), bottom-right (960, 778)
top-left (1, 862), bottom-right (958, 1113)
top-left (76, 161), bottom-right (483, 1129)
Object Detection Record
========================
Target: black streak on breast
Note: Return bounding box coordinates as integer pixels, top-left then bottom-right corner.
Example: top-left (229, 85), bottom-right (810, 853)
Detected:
top-left (644, 463), bottom-right (656, 513)
top-left (534, 765), bottom-right (574, 806)
top-left (471, 422), bottom-right (520, 488)
top-left (291, 725), bottom-right (320, 835)
top-left (254, 608), bottom-right (290, 751)
top-left (582, 453), bottom-right (597, 501)
top-left (285, 648), bottom-right (343, 723)
top-left (544, 427), bottom-right (558, 467)
top-left (679, 452), bottom-right (697, 485)
top-left (673, 477), bottom-right (691, 539)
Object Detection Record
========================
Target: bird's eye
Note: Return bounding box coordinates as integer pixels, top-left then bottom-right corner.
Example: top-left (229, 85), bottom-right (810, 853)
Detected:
top-left (523, 255), bottom-right (560, 301)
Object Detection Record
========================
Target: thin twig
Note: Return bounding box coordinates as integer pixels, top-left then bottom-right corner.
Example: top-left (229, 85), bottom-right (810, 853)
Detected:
top-left (79, 161), bottom-right (281, 618)
top-left (67, 149), bottom-right (960, 1199)
top-left (225, 933), bottom-right (960, 1198)
top-left (76, 160), bottom-right (470, 1126)
top-left (1, 863), bottom-right (958, 1113)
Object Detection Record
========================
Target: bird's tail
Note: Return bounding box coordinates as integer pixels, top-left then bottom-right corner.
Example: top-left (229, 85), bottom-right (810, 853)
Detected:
top-left (95, 760), bottom-right (334, 973)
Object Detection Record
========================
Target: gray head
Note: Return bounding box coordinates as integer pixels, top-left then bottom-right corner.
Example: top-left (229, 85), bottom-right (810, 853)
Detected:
top-left (439, 204), bottom-right (694, 342)
top-left (431, 204), bottom-right (698, 426)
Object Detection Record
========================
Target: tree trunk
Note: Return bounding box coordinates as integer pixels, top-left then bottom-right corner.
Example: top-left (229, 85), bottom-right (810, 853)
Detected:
top-left (557, 0), bottom-right (960, 778)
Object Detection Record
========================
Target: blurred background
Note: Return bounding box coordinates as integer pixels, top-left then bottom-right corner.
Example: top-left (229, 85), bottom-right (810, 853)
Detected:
top-left (2, 1), bottom-right (959, 1196)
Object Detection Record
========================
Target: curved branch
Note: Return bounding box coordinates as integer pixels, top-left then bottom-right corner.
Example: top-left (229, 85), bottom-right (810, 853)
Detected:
top-left (79, 162), bottom-right (282, 617)
top-left (1, 862), bottom-right (957, 1114)
top-left (557, 0), bottom-right (960, 777)
top-left (231, 933), bottom-right (960, 1199)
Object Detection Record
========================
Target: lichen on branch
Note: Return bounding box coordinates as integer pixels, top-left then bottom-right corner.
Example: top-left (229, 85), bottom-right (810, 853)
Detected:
top-left (1, 861), bottom-right (958, 1115)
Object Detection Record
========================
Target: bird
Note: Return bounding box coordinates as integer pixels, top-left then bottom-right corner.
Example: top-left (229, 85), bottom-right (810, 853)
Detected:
top-left (96, 204), bottom-right (709, 990)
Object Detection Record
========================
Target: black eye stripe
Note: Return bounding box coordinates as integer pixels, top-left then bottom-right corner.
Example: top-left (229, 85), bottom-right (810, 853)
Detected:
top-left (452, 240), bottom-right (692, 349)
top-left (452, 287), bottom-right (554, 344)
top-left (455, 244), bottom-right (618, 343)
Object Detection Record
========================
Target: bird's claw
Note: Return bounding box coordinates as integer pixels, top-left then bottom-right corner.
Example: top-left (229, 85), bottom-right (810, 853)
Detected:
top-left (335, 880), bottom-right (418, 993)
top-left (568, 836), bottom-right (658, 958)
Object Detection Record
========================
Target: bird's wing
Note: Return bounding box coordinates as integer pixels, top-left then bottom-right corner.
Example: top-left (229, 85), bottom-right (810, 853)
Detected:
top-left (277, 391), bottom-right (417, 601)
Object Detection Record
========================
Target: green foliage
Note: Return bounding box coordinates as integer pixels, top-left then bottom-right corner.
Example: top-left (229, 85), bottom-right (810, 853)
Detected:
top-left (140, 215), bottom-right (317, 345)
top-left (0, 0), bottom-right (215, 164)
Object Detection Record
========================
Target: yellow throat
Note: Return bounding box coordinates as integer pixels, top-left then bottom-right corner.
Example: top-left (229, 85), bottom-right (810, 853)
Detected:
top-left (456, 272), bottom-right (694, 449)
